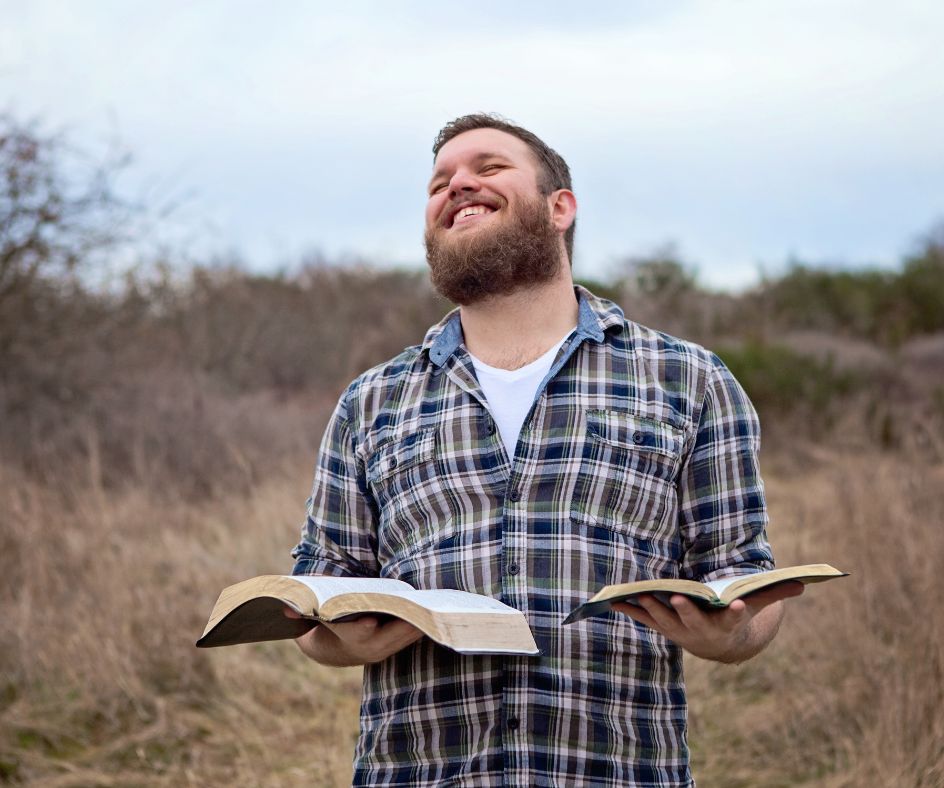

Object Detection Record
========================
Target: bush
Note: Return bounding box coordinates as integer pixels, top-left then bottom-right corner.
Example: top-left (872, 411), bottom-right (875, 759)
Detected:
top-left (714, 341), bottom-right (861, 424)
top-left (898, 229), bottom-right (944, 336)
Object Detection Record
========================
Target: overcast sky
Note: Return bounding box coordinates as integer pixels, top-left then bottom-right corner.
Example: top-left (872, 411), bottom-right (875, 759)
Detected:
top-left (3, 0), bottom-right (942, 289)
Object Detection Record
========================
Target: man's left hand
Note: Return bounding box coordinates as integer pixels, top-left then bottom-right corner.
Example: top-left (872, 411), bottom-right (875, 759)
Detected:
top-left (612, 581), bottom-right (805, 663)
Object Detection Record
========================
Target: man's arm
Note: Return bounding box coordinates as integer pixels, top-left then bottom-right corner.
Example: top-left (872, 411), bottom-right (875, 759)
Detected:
top-left (289, 392), bottom-right (423, 667)
top-left (617, 355), bottom-right (798, 663)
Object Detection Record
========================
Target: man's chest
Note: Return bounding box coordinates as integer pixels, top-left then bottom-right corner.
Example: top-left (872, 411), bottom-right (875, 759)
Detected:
top-left (360, 363), bottom-right (694, 603)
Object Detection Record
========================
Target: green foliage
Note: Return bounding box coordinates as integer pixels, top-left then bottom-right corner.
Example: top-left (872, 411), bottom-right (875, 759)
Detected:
top-left (629, 257), bottom-right (696, 299)
top-left (714, 341), bottom-right (861, 420)
top-left (616, 244), bottom-right (697, 299)
top-left (759, 228), bottom-right (944, 345)
top-left (761, 265), bottom-right (895, 338)
top-left (898, 234), bottom-right (944, 336)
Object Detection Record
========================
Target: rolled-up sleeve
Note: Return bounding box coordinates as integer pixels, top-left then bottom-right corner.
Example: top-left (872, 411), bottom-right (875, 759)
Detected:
top-left (677, 354), bottom-right (775, 582)
top-left (291, 392), bottom-right (380, 578)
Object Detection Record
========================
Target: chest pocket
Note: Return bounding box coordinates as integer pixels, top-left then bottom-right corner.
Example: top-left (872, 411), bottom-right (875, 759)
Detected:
top-left (366, 429), bottom-right (455, 567)
top-left (570, 410), bottom-right (684, 539)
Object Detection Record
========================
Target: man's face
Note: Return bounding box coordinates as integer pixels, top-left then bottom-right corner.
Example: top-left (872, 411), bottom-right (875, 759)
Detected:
top-left (424, 128), bottom-right (564, 305)
top-left (425, 128), bottom-right (545, 238)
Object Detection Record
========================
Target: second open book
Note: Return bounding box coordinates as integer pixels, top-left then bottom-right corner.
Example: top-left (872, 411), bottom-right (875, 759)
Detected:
top-left (197, 564), bottom-right (846, 656)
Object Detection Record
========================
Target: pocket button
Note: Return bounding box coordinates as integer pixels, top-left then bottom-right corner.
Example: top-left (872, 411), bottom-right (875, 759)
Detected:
top-left (632, 431), bottom-right (645, 445)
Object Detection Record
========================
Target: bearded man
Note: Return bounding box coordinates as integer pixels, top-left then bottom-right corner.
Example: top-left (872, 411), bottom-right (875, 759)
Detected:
top-left (290, 114), bottom-right (802, 786)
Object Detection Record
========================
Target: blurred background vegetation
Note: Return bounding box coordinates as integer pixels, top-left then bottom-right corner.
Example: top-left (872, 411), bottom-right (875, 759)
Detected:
top-left (2, 113), bottom-right (943, 786)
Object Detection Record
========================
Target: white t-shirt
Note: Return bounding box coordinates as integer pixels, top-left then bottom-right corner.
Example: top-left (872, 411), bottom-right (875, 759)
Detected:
top-left (469, 330), bottom-right (573, 461)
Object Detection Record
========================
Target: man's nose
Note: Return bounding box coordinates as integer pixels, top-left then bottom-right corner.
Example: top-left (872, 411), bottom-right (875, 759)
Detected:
top-left (447, 169), bottom-right (481, 197)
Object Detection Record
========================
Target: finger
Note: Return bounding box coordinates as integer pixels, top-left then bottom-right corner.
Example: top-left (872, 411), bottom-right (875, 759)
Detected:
top-left (666, 595), bottom-right (716, 633)
top-left (636, 594), bottom-right (682, 629)
top-left (351, 619), bottom-right (423, 662)
top-left (634, 595), bottom-right (688, 640)
top-left (378, 620), bottom-right (424, 649)
top-left (323, 616), bottom-right (381, 643)
top-left (741, 581), bottom-right (805, 613)
top-left (717, 599), bottom-right (751, 632)
top-left (612, 601), bottom-right (660, 631)
top-left (327, 617), bottom-right (422, 651)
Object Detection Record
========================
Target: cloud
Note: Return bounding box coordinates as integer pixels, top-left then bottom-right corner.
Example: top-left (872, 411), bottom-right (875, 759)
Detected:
top-left (2, 0), bottom-right (942, 286)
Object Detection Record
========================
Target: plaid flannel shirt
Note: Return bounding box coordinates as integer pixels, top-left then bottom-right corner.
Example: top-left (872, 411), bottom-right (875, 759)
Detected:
top-left (292, 285), bottom-right (774, 787)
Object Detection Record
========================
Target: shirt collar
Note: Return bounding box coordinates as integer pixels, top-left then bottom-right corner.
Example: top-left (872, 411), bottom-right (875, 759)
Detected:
top-left (423, 284), bottom-right (625, 368)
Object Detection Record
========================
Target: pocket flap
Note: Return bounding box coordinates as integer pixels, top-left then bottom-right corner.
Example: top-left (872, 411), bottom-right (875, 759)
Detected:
top-left (586, 410), bottom-right (683, 458)
top-left (367, 429), bottom-right (436, 483)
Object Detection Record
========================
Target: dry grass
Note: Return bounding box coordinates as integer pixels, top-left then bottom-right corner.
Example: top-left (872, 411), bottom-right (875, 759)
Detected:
top-left (687, 448), bottom-right (944, 787)
top-left (2, 441), bottom-right (942, 786)
top-left (0, 458), bottom-right (362, 786)
top-left (4, 114), bottom-right (943, 785)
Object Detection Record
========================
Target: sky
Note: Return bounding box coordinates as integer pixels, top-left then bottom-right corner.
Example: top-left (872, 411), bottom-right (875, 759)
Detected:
top-left (2, 0), bottom-right (943, 289)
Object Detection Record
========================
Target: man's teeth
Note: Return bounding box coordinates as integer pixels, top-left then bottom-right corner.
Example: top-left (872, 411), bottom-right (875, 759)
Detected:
top-left (456, 205), bottom-right (491, 221)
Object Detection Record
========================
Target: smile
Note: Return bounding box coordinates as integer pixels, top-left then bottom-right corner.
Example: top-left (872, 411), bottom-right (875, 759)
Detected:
top-left (447, 203), bottom-right (496, 228)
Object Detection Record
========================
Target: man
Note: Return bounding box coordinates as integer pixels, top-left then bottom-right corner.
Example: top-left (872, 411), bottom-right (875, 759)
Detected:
top-left (290, 114), bottom-right (802, 786)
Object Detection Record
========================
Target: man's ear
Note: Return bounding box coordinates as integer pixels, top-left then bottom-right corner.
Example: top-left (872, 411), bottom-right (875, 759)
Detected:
top-left (548, 189), bottom-right (577, 234)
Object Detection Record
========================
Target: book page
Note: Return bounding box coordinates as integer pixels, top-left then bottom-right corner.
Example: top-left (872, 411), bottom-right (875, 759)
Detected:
top-left (287, 575), bottom-right (415, 605)
top-left (287, 577), bottom-right (519, 615)
top-left (406, 589), bottom-right (520, 614)
top-left (703, 565), bottom-right (846, 600)
top-left (703, 574), bottom-right (756, 597)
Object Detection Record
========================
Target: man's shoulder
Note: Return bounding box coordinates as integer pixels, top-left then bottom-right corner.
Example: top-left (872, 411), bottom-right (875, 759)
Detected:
top-left (336, 309), bottom-right (457, 416)
top-left (343, 343), bottom-right (426, 397)
top-left (581, 285), bottom-right (719, 374)
top-left (625, 317), bottom-right (721, 371)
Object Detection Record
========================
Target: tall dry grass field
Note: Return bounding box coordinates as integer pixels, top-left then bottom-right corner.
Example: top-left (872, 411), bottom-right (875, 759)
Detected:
top-left (3, 440), bottom-right (942, 786)
top-left (686, 448), bottom-right (944, 787)
top-left (4, 115), bottom-right (944, 785)
top-left (0, 452), bottom-right (365, 786)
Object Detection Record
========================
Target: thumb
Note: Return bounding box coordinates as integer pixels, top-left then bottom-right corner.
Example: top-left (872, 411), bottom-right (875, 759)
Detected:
top-left (323, 616), bottom-right (381, 642)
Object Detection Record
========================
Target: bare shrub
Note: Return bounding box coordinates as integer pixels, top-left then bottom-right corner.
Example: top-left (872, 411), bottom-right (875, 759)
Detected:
top-left (0, 255), bottom-right (449, 499)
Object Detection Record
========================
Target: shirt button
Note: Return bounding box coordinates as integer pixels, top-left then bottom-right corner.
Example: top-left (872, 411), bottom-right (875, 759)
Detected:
top-left (632, 431), bottom-right (645, 445)
top-left (507, 716), bottom-right (520, 731)
top-left (508, 562), bottom-right (520, 576)
top-left (388, 457), bottom-right (398, 469)
top-left (485, 417), bottom-right (496, 435)
top-left (508, 488), bottom-right (520, 502)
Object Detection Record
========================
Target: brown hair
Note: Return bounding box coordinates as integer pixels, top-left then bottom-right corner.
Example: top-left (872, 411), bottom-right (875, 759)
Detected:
top-left (432, 113), bottom-right (575, 263)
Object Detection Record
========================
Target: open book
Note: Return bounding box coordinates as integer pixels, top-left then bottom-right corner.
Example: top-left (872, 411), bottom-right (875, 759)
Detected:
top-left (197, 575), bottom-right (540, 655)
top-left (563, 564), bottom-right (847, 625)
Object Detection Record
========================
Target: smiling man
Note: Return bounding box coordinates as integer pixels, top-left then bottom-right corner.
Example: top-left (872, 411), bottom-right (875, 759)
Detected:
top-left (290, 113), bottom-right (801, 786)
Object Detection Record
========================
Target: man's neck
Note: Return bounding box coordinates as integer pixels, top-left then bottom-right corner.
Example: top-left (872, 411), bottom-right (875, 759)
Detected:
top-left (459, 270), bottom-right (579, 371)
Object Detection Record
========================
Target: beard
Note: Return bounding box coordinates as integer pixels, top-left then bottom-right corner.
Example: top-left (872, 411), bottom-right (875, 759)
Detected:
top-left (424, 193), bottom-right (563, 305)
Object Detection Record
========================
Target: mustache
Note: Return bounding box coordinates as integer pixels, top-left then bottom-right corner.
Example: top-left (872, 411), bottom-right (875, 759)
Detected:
top-left (438, 195), bottom-right (503, 228)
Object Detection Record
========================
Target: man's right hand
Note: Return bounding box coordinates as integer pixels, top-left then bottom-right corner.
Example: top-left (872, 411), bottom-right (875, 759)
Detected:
top-left (285, 606), bottom-right (424, 667)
